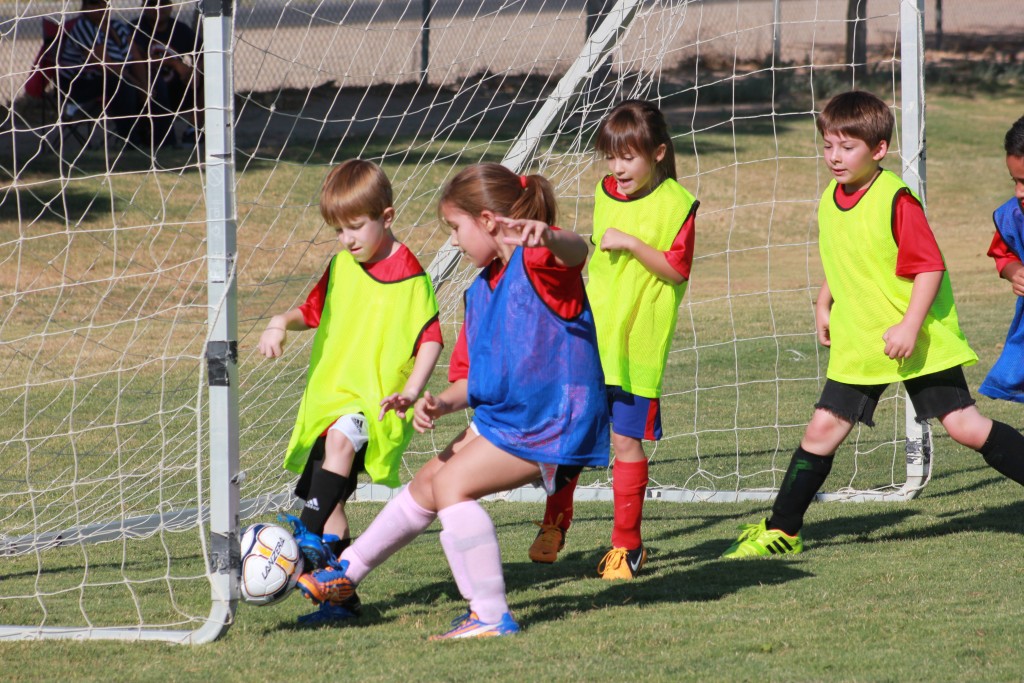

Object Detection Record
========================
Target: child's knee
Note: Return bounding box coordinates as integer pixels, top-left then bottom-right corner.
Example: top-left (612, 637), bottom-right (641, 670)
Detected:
top-left (409, 460), bottom-right (440, 509)
top-left (324, 430), bottom-right (357, 474)
top-left (940, 407), bottom-right (991, 450)
top-left (802, 409), bottom-right (852, 453)
top-left (611, 432), bottom-right (645, 461)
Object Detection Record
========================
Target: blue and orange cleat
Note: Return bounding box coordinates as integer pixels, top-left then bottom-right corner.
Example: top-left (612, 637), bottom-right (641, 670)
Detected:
top-left (296, 591), bottom-right (362, 626)
top-left (429, 611), bottom-right (520, 640)
top-left (296, 558), bottom-right (356, 605)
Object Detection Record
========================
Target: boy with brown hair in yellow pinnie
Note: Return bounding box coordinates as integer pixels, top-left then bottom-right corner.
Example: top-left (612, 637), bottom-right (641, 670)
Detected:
top-left (722, 91), bottom-right (1024, 558)
top-left (258, 159), bottom-right (442, 622)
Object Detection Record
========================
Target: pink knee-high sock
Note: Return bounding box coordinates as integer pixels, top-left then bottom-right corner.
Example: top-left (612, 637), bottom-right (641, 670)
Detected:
top-left (439, 529), bottom-right (472, 602)
top-left (340, 486), bottom-right (435, 584)
top-left (437, 501), bottom-right (508, 624)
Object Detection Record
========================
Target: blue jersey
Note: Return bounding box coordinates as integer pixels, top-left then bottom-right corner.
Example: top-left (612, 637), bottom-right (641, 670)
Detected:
top-left (979, 197), bottom-right (1024, 403)
top-left (464, 247), bottom-right (609, 466)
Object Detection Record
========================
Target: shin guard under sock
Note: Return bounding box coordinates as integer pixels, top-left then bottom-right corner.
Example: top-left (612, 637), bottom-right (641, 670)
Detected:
top-left (611, 459), bottom-right (648, 549)
top-left (340, 486), bottom-right (435, 584)
top-left (768, 446), bottom-right (834, 536)
top-left (978, 420), bottom-right (1024, 486)
top-left (438, 501), bottom-right (508, 624)
top-left (299, 469), bottom-right (348, 535)
top-left (543, 474), bottom-right (579, 530)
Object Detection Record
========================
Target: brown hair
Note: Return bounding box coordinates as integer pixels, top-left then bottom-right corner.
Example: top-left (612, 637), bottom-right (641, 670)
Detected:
top-left (595, 99), bottom-right (677, 187)
top-left (439, 163), bottom-right (557, 226)
top-left (816, 90), bottom-right (894, 148)
top-left (319, 159), bottom-right (393, 227)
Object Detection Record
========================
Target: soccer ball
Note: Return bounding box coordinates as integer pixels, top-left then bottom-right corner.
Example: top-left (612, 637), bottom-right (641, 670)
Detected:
top-left (239, 523), bottom-right (304, 606)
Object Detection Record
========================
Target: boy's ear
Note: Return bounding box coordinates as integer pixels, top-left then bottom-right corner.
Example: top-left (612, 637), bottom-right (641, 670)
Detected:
top-left (871, 139), bottom-right (889, 162)
top-left (381, 206), bottom-right (396, 229)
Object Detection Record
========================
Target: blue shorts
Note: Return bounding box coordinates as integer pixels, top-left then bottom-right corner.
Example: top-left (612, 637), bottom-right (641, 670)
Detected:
top-left (608, 385), bottom-right (662, 441)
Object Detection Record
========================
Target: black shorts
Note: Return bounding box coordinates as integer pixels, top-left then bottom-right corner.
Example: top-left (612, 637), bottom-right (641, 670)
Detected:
top-left (293, 434), bottom-right (368, 502)
top-left (814, 365), bottom-right (976, 427)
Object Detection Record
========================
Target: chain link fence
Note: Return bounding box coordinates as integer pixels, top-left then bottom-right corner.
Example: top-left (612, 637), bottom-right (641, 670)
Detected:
top-left (2, 0), bottom-right (1021, 105)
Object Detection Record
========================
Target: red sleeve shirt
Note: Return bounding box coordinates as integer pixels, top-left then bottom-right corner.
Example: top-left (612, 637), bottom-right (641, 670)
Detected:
top-left (987, 230), bottom-right (1021, 275)
top-left (448, 324), bottom-right (470, 383)
top-left (297, 244), bottom-right (443, 353)
top-left (447, 234), bottom-right (586, 382)
top-left (601, 174), bottom-right (697, 280)
top-left (834, 183), bottom-right (945, 278)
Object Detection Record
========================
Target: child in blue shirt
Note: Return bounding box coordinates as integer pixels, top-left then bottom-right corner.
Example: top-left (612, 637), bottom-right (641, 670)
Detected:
top-left (979, 114), bottom-right (1024, 402)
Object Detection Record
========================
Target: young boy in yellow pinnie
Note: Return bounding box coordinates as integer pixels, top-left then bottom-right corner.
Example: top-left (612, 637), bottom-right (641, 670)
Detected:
top-left (722, 91), bottom-right (1024, 558)
top-left (257, 159), bottom-right (442, 623)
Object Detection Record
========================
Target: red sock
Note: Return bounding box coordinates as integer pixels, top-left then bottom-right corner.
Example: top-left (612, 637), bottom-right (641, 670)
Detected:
top-left (543, 474), bottom-right (579, 530)
top-left (611, 459), bottom-right (648, 549)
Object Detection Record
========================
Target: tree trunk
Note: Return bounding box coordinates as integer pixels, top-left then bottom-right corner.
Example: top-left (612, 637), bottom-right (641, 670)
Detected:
top-left (846, 0), bottom-right (868, 83)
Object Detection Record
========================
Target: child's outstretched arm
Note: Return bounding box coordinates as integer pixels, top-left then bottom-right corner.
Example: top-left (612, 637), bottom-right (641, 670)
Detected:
top-left (257, 308), bottom-right (310, 358)
top-left (411, 380), bottom-right (469, 433)
top-left (379, 341), bottom-right (443, 419)
top-left (496, 216), bottom-right (588, 267)
top-left (1000, 260), bottom-right (1024, 297)
top-left (598, 228), bottom-right (686, 285)
top-left (882, 270), bottom-right (943, 359)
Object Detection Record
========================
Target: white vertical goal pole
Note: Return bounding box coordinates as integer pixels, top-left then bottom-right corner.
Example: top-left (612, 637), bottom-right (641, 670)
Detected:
top-left (896, 0), bottom-right (933, 500)
top-left (0, 0), bottom-right (239, 645)
top-left (198, 0), bottom-right (242, 643)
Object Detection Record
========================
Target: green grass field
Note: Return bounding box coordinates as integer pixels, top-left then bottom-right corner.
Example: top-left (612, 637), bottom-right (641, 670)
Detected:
top-left (2, 88), bottom-right (1024, 681)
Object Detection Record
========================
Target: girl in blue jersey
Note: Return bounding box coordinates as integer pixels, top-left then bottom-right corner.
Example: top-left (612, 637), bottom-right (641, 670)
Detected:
top-left (296, 163), bottom-right (610, 639)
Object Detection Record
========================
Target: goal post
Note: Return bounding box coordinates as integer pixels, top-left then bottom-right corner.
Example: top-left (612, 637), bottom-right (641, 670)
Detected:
top-left (0, 0), bottom-right (240, 644)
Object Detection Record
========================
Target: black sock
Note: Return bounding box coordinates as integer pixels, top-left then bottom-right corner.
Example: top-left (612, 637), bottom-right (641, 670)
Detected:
top-left (767, 446), bottom-right (834, 536)
top-left (328, 537), bottom-right (351, 557)
top-left (298, 469), bottom-right (349, 536)
top-left (978, 421), bottom-right (1024, 487)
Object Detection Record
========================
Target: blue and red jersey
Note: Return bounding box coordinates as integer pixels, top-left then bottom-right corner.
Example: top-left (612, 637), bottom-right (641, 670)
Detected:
top-left (979, 197), bottom-right (1024, 402)
top-left (459, 244), bottom-right (609, 467)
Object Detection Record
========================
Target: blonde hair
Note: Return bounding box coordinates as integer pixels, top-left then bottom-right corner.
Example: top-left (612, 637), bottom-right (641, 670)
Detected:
top-left (320, 159), bottom-right (393, 227)
top-left (596, 99), bottom-right (677, 188)
top-left (816, 91), bottom-right (894, 148)
top-left (439, 163), bottom-right (557, 226)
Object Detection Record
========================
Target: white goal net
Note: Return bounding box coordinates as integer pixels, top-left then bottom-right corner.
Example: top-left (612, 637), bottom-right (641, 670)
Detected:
top-left (0, 0), bottom-right (930, 642)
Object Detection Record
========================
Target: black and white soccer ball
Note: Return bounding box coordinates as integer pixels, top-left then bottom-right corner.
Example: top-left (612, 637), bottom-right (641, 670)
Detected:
top-left (239, 522), bottom-right (304, 606)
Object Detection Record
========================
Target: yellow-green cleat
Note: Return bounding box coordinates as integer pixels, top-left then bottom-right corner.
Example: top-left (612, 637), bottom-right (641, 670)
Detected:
top-left (721, 518), bottom-right (802, 558)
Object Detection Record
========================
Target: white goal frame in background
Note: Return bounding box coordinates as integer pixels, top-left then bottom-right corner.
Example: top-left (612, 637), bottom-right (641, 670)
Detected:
top-left (0, 0), bottom-right (930, 643)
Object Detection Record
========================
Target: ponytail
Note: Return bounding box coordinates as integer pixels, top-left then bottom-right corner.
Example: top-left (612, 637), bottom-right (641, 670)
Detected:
top-left (440, 163), bottom-right (558, 226)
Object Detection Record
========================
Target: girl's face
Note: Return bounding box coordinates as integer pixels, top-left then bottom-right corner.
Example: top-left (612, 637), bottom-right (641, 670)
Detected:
top-left (442, 203), bottom-right (497, 267)
top-left (604, 144), bottom-right (666, 197)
